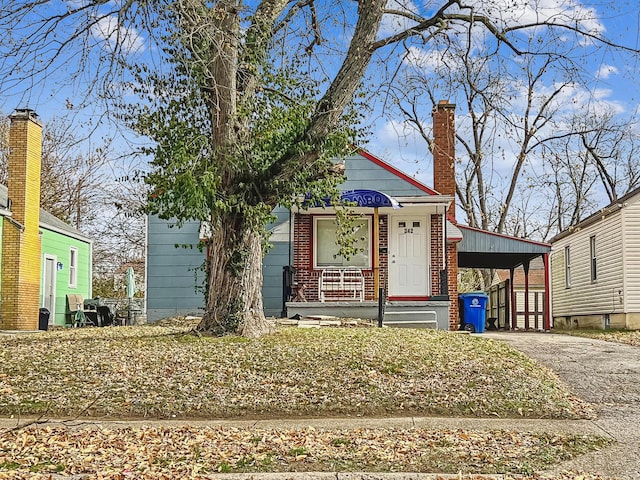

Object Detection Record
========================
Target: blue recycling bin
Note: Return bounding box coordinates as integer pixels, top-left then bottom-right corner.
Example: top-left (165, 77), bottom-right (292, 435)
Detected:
top-left (459, 292), bottom-right (488, 333)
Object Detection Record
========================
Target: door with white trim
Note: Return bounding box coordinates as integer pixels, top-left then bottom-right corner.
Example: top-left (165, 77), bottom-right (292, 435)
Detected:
top-left (388, 216), bottom-right (429, 297)
top-left (43, 255), bottom-right (56, 324)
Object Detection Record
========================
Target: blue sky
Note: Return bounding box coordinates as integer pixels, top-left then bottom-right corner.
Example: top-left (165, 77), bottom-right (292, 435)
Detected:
top-left (1, 0), bottom-right (639, 223)
top-left (364, 1), bottom-right (640, 192)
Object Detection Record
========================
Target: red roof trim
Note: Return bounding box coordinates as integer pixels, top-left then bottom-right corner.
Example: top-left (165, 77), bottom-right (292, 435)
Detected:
top-left (458, 224), bottom-right (551, 247)
top-left (356, 148), bottom-right (439, 195)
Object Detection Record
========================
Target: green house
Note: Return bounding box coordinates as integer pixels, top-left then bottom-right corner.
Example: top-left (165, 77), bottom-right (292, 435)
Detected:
top-left (0, 109), bottom-right (93, 330)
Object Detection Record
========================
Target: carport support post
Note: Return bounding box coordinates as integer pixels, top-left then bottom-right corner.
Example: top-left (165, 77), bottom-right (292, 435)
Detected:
top-left (543, 253), bottom-right (551, 331)
top-left (510, 267), bottom-right (517, 330)
top-left (523, 260), bottom-right (530, 330)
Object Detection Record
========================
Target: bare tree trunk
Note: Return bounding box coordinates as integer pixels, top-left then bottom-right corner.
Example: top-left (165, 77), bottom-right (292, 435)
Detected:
top-left (194, 2), bottom-right (273, 337)
top-left (197, 213), bottom-right (270, 337)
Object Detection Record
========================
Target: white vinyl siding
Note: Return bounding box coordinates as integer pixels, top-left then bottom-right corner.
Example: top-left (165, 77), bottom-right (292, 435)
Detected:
top-left (621, 196), bottom-right (640, 312)
top-left (551, 208), bottom-right (623, 317)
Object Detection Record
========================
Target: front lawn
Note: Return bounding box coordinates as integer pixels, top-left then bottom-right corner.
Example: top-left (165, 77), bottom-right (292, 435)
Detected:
top-left (0, 322), bottom-right (610, 478)
top-left (0, 321), bottom-right (592, 419)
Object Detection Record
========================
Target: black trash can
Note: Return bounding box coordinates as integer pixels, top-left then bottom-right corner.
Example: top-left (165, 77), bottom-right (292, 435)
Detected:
top-left (38, 308), bottom-right (50, 331)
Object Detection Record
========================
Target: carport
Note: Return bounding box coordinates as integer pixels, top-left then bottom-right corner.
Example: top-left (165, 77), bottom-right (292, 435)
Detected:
top-left (456, 225), bottom-right (551, 331)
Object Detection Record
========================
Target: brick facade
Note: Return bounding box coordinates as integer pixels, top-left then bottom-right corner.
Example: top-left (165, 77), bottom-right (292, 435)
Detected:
top-left (0, 109), bottom-right (42, 330)
top-left (433, 100), bottom-right (460, 327)
top-left (429, 214), bottom-right (444, 295)
top-left (447, 242), bottom-right (459, 329)
top-left (293, 213), bottom-right (389, 301)
top-left (432, 101), bottom-right (456, 219)
top-left (294, 212), bottom-right (449, 309)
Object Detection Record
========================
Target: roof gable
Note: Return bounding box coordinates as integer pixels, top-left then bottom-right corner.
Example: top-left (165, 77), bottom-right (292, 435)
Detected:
top-left (550, 185), bottom-right (640, 243)
top-left (0, 184), bottom-right (90, 242)
top-left (340, 149), bottom-right (438, 197)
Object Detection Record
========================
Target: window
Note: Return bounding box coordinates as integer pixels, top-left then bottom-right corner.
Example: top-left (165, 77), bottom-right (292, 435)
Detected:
top-left (69, 247), bottom-right (78, 288)
top-left (314, 216), bottom-right (371, 268)
top-left (590, 235), bottom-right (597, 282)
top-left (565, 245), bottom-right (571, 288)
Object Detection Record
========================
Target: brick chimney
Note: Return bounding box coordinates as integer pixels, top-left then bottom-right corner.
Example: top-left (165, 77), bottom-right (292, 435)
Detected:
top-left (432, 100), bottom-right (456, 219)
top-left (0, 109), bottom-right (42, 330)
top-left (432, 100), bottom-right (459, 329)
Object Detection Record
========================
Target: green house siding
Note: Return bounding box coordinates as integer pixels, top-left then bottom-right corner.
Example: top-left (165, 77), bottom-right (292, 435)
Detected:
top-left (39, 228), bottom-right (92, 326)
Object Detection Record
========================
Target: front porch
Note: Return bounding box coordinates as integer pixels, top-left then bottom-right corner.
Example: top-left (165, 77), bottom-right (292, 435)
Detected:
top-left (286, 299), bottom-right (451, 329)
top-left (287, 192), bottom-right (460, 329)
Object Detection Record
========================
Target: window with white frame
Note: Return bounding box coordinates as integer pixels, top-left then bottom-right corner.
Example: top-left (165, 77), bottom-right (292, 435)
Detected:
top-left (69, 247), bottom-right (78, 288)
top-left (590, 235), bottom-right (597, 283)
top-left (314, 216), bottom-right (371, 268)
top-left (565, 245), bottom-right (571, 288)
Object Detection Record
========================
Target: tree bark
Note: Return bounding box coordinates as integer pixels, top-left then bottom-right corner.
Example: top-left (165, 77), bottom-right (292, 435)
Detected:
top-left (197, 213), bottom-right (271, 337)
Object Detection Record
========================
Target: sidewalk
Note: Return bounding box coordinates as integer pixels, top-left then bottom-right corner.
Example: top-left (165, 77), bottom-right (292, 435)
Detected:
top-left (0, 414), bottom-right (603, 435)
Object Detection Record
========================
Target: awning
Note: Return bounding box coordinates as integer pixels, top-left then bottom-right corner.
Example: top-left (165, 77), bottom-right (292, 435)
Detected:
top-left (339, 189), bottom-right (402, 209)
top-left (457, 225), bottom-right (550, 269)
top-left (305, 189), bottom-right (402, 209)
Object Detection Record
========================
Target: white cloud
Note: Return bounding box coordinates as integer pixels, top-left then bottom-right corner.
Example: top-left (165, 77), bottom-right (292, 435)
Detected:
top-left (403, 46), bottom-right (443, 74)
top-left (458, 0), bottom-right (605, 48)
top-left (366, 118), bottom-right (432, 182)
top-left (91, 15), bottom-right (145, 54)
top-left (379, 0), bottom-right (420, 38)
top-left (596, 64), bottom-right (619, 79)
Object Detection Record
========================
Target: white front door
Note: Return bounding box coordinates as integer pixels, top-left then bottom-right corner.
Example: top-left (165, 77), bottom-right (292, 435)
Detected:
top-left (43, 255), bottom-right (56, 324)
top-left (388, 216), bottom-right (429, 298)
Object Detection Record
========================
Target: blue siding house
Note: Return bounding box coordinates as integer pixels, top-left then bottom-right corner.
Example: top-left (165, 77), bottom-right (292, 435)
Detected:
top-left (146, 102), bottom-right (463, 328)
top-left (146, 149), bottom-right (461, 327)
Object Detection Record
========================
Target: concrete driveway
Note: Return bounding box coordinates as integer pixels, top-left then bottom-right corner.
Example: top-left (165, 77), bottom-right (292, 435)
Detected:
top-left (485, 332), bottom-right (640, 480)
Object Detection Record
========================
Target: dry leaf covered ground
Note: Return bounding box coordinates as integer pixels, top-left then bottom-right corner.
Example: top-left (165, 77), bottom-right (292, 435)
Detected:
top-left (0, 423), bottom-right (609, 479)
top-left (0, 321), bottom-right (610, 478)
top-left (0, 320), bottom-right (592, 419)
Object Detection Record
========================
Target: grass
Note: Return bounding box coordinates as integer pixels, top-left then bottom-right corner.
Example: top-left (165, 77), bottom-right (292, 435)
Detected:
top-left (0, 320), bottom-right (593, 419)
top-left (0, 424), bottom-right (611, 478)
top-left (0, 320), bottom-right (612, 478)
top-left (556, 328), bottom-right (640, 347)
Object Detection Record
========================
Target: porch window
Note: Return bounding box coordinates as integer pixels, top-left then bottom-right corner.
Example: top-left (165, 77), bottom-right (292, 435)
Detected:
top-left (565, 245), bottom-right (571, 288)
top-left (590, 235), bottom-right (597, 283)
top-left (69, 247), bottom-right (78, 288)
top-left (314, 216), bottom-right (371, 269)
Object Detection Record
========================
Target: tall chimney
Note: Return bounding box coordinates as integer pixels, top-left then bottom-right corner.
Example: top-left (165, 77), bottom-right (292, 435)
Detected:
top-left (432, 100), bottom-right (456, 219)
top-left (1, 109), bottom-right (42, 330)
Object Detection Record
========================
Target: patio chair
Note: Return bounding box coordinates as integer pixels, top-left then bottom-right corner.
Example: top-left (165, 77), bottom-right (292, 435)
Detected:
top-left (65, 294), bottom-right (97, 328)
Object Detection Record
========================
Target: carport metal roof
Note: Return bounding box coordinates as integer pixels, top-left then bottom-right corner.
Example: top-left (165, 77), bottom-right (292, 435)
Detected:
top-left (456, 225), bottom-right (550, 269)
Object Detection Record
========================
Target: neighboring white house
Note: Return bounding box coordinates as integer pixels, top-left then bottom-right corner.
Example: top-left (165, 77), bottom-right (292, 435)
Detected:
top-left (550, 187), bottom-right (640, 330)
